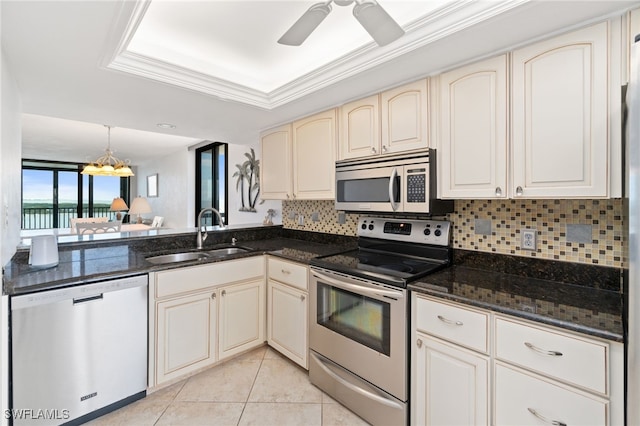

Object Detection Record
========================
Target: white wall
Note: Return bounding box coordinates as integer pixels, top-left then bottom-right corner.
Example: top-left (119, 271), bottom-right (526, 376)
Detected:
top-left (135, 147), bottom-right (193, 229)
top-left (227, 141), bottom-right (281, 226)
top-left (1, 35), bottom-right (22, 424)
top-left (1, 50), bottom-right (22, 264)
top-left (135, 141), bottom-right (281, 228)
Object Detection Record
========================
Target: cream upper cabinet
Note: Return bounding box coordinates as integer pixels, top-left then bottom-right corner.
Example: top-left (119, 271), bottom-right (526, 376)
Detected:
top-left (511, 22), bottom-right (609, 198)
top-left (292, 109), bottom-right (337, 199)
top-left (340, 95), bottom-right (380, 160)
top-left (260, 125), bottom-right (292, 200)
top-left (381, 79), bottom-right (429, 154)
top-left (438, 54), bottom-right (508, 199)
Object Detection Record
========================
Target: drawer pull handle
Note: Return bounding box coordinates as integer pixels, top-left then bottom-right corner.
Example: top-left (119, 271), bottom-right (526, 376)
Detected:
top-left (525, 342), bottom-right (563, 357)
top-left (527, 408), bottom-right (567, 426)
top-left (437, 315), bottom-right (463, 326)
top-left (281, 269), bottom-right (291, 275)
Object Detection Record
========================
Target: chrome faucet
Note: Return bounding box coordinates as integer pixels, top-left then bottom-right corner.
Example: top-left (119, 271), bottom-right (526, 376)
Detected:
top-left (196, 208), bottom-right (225, 249)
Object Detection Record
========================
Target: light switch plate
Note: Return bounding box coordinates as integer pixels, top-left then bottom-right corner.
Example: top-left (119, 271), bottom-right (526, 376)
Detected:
top-left (521, 229), bottom-right (536, 251)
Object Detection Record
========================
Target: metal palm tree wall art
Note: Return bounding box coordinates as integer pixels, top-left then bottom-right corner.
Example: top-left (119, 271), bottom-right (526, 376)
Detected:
top-left (233, 148), bottom-right (261, 212)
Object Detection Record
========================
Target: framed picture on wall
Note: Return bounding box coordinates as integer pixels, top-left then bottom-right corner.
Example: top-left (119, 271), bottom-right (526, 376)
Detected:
top-left (147, 174), bottom-right (158, 197)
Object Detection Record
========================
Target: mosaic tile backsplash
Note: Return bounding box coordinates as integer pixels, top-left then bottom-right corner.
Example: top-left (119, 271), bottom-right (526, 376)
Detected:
top-left (282, 199), bottom-right (625, 268)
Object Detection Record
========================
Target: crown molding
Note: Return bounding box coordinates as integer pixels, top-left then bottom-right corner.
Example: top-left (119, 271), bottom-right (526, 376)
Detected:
top-left (100, 0), bottom-right (530, 110)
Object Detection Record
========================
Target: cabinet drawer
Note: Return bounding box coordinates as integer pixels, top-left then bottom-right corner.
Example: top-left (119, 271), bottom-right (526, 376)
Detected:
top-left (495, 317), bottom-right (608, 394)
top-left (267, 257), bottom-right (307, 291)
top-left (155, 256), bottom-right (265, 298)
top-left (495, 363), bottom-right (608, 425)
top-left (414, 296), bottom-right (488, 353)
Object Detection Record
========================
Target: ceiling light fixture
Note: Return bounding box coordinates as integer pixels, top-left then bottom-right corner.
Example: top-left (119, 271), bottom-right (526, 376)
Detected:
top-left (278, 0), bottom-right (404, 47)
top-left (81, 125), bottom-right (134, 177)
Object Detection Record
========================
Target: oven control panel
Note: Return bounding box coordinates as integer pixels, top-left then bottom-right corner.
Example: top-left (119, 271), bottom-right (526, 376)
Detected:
top-left (358, 217), bottom-right (451, 246)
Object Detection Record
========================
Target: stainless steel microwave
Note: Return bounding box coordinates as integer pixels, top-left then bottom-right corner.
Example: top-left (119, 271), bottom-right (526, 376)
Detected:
top-left (335, 149), bottom-right (453, 214)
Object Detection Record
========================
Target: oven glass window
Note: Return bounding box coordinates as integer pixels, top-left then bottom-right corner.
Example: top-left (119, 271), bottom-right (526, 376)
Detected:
top-left (316, 282), bottom-right (391, 356)
top-left (336, 176), bottom-right (399, 203)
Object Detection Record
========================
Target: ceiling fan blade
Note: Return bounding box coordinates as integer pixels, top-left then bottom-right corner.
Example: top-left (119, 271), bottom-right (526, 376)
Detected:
top-left (278, 2), bottom-right (332, 46)
top-left (353, 0), bottom-right (405, 46)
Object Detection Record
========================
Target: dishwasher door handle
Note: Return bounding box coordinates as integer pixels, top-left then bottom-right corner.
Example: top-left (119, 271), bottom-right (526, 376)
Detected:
top-left (73, 294), bottom-right (104, 304)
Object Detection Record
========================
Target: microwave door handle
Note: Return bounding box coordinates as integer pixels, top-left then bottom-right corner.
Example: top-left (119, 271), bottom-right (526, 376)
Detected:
top-left (389, 168), bottom-right (399, 211)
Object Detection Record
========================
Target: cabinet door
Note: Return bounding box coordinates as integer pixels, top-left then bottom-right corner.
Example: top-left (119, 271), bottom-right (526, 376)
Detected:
top-left (260, 125), bottom-right (292, 200)
top-left (292, 109), bottom-right (337, 199)
top-left (495, 363), bottom-right (608, 425)
top-left (512, 22), bottom-right (609, 198)
top-left (412, 332), bottom-right (489, 426)
top-left (439, 55), bottom-right (508, 199)
top-left (381, 80), bottom-right (429, 154)
top-left (267, 280), bottom-right (308, 369)
top-left (156, 290), bottom-right (216, 384)
top-left (340, 95), bottom-right (380, 160)
top-left (219, 278), bottom-right (266, 360)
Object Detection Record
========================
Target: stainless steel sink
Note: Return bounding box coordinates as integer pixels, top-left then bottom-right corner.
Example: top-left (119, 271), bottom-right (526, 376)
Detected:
top-left (204, 247), bottom-right (250, 257)
top-left (146, 252), bottom-right (210, 265)
top-left (145, 246), bottom-right (250, 265)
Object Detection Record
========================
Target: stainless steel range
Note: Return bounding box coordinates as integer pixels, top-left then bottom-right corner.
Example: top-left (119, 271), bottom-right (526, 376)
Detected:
top-left (309, 216), bottom-right (451, 425)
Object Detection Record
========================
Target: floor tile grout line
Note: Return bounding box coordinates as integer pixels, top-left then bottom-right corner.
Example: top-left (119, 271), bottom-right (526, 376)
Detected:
top-left (152, 376), bottom-right (188, 425)
top-left (236, 347), bottom-right (267, 425)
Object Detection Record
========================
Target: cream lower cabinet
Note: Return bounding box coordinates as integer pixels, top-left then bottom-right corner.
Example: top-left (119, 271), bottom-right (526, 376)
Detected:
top-left (411, 294), bottom-right (489, 426)
top-left (156, 290), bottom-right (217, 385)
top-left (411, 294), bottom-right (623, 425)
top-left (219, 278), bottom-right (265, 361)
top-left (413, 332), bottom-right (489, 425)
top-left (266, 257), bottom-right (308, 368)
top-left (150, 256), bottom-right (265, 387)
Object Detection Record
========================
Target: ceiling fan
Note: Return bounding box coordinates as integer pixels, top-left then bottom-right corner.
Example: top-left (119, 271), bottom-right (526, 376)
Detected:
top-left (278, 0), bottom-right (405, 47)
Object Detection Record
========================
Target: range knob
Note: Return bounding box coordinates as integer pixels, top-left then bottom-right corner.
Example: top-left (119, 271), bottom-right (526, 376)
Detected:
top-left (434, 229), bottom-right (442, 237)
top-left (423, 228), bottom-right (431, 236)
top-left (361, 223), bottom-right (367, 230)
top-left (368, 224), bottom-right (374, 230)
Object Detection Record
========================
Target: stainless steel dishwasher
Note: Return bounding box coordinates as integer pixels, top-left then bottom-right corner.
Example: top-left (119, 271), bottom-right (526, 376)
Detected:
top-left (11, 275), bottom-right (148, 425)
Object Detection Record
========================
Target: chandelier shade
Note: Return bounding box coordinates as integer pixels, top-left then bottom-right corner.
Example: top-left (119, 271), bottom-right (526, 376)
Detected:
top-left (81, 125), bottom-right (135, 177)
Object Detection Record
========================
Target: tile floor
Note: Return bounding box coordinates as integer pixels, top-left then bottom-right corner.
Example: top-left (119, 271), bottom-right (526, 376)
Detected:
top-left (88, 346), bottom-right (370, 425)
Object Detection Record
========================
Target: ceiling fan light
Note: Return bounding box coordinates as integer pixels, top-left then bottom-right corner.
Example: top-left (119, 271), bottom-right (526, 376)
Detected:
top-left (353, 0), bottom-right (405, 46)
top-left (278, 2), bottom-right (332, 46)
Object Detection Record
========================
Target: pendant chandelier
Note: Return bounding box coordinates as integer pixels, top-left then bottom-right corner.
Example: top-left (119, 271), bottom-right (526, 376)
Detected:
top-left (81, 125), bottom-right (134, 177)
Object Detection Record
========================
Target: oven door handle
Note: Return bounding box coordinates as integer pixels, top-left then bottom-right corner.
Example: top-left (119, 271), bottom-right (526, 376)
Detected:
top-left (388, 167), bottom-right (400, 212)
top-left (311, 270), bottom-right (404, 300)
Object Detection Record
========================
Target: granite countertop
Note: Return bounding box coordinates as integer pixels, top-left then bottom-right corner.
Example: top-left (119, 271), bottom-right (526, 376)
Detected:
top-left (409, 251), bottom-right (624, 342)
top-left (3, 227), bottom-right (355, 296)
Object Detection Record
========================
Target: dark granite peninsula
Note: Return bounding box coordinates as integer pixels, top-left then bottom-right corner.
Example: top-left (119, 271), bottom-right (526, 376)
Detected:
top-left (410, 250), bottom-right (623, 341)
top-left (3, 225), bottom-right (356, 296)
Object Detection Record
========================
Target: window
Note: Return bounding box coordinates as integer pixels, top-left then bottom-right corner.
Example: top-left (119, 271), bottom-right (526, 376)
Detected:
top-left (195, 142), bottom-right (227, 226)
top-left (21, 159), bottom-right (130, 230)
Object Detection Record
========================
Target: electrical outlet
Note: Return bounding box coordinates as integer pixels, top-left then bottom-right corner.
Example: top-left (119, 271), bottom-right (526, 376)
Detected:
top-left (521, 229), bottom-right (536, 251)
top-left (337, 212), bottom-right (346, 224)
top-left (311, 212), bottom-right (319, 222)
top-left (288, 211), bottom-right (297, 220)
top-left (298, 215), bottom-right (304, 226)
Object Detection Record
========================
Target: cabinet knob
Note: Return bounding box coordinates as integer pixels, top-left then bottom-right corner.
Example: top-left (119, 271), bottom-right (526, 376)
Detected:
top-left (495, 187), bottom-right (502, 196)
top-left (382, 145), bottom-right (388, 153)
top-left (286, 193), bottom-right (290, 199)
top-left (221, 290), bottom-right (226, 297)
top-left (300, 295), bottom-right (306, 302)
top-left (211, 293), bottom-right (216, 299)
top-left (516, 186), bottom-right (523, 196)
top-left (281, 269), bottom-right (291, 275)
top-left (527, 408), bottom-right (567, 426)
top-left (416, 339), bottom-right (423, 348)
top-left (371, 147), bottom-right (377, 154)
